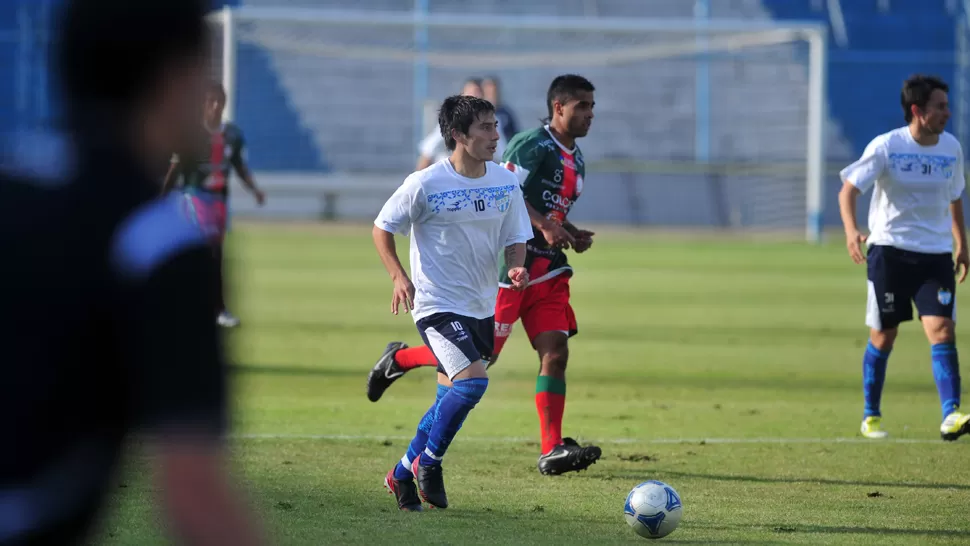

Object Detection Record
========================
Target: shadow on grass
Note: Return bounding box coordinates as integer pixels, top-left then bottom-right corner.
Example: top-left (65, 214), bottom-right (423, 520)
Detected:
top-left (233, 359), bottom-right (932, 396)
top-left (232, 363), bottom-right (365, 378)
top-left (788, 525), bottom-right (970, 537)
top-left (690, 521), bottom-right (970, 538)
top-left (608, 469), bottom-right (970, 492)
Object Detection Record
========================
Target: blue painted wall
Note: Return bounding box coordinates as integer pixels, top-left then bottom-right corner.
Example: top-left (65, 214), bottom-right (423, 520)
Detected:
top-left (0, 0), bottom-right (327, 171)
top-left (761, 0), bottom-right (959, 157)
top-left (0, 1), bottom-right (962, 173)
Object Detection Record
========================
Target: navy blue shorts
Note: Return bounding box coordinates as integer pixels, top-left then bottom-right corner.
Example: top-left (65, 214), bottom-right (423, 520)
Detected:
top-left (415, 312), bottom-right (494, 379)
top-left (866, 245), bottom-right (956, 330)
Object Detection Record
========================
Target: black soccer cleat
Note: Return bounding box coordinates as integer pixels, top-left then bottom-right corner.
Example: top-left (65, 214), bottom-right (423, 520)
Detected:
top-left (411, 457), bottom-right (448, 509)
top-left (383, 469), bottom-right (423, 512)
top-left (366, 341), bottom-right (408, 402)
top-left (537, 437), bottom-right (602, 476)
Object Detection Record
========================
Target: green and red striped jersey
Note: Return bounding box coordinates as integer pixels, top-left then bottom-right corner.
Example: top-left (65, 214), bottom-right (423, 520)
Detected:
top-left (499, 126), bottom-right (585, 286)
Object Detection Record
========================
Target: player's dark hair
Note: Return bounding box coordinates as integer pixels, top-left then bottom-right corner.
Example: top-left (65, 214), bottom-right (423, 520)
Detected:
top-left (55, 0), bottom-right (209, 122)
top-left (901, 74), bottom-right (949, 123)
top-left (545, 74), bottom-right (595, 121)
top-left (438, 95), bottom-right (495, 151)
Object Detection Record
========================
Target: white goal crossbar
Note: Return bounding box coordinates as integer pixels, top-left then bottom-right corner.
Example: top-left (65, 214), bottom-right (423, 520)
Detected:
top-left (209, 6), bottom-right (829, 242)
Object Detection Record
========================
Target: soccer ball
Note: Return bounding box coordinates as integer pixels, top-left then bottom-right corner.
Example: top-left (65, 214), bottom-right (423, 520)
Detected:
top-left (623, 480), bottom-right (683, 539)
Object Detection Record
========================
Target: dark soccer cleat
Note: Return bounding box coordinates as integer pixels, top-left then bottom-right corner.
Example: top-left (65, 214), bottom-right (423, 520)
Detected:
top-left (537, 437), bottom-right (602, 476)
top-left (366, 341), bottom-right (408, 402)
top-left (411, 457), bottom-right (448, 509)
top-left (383, 469), bottom-right (423, 512)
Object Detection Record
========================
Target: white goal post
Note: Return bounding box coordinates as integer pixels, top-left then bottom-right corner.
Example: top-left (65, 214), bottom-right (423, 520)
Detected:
top-left (208, 6), bottom-right (829, 242)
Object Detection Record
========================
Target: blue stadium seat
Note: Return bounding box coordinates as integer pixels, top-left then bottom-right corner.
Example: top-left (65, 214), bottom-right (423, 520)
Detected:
top-left (762, 0), bottom-right (958, 157)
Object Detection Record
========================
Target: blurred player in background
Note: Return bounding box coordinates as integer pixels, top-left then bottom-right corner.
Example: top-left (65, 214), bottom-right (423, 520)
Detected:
top-left (416, 78), bottom-right (508, 170)
top-left (162, 81), bottom-right (266, 328)
top-left (368, 75), bottom-right (602, 476)
top-left (374, 95), bottom-right (532, 510)
top-left (0, 0), bottom-right (267, 544)
top-left (839, 74), bottom-right (970, 441)
top-left (483, 76), bottom-right (520, 143)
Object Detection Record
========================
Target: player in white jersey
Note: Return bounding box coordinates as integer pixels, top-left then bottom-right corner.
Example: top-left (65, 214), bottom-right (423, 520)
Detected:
top-left (373, 95), bottom-right (533, 510)
top-left (839, 74), bottom-right (970, 441)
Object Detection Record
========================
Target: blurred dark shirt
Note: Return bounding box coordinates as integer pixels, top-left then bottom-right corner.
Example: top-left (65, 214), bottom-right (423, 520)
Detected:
top-left (0, 123), bottom-right (226, 545)
top-left (495, 105), bottom-right (519, 143)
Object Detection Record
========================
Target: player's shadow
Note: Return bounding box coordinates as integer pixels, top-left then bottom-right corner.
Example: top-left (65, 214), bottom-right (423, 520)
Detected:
top-left (581, 322), bottom-right (861, 348)
top-left (690, 521), bottom-right (970, 538)
top-left (791, 525), bottom-right (970, 538)
top-left (232, 363), bottom-right (365, 378)
top-left (251, 317), bottom-right (417, 338)
top-left (620, 469), bottom-right (970, 492)
top-left (431, 508), bottom-right (778, 544)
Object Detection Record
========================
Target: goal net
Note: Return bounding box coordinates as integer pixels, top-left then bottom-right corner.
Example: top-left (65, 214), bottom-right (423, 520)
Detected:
top-left (208, 7), bottom-right (831, 241)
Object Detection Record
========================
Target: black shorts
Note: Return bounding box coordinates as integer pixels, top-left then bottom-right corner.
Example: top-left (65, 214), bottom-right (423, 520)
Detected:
top-left (415, 312), bottom-right (494, 379)
top-left (866, 245), bottom-right (956, 330)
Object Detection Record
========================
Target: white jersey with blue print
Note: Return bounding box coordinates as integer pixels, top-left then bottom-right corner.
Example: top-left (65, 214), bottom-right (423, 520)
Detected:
top-left (841, 127), bottom-right (965, 254)
top-left (374, 159), bottom-right (533, 322)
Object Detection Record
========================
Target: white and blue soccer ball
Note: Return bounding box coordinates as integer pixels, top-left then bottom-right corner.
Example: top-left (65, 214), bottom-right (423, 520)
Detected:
top-left (623, 480), bottom-right (683, 539)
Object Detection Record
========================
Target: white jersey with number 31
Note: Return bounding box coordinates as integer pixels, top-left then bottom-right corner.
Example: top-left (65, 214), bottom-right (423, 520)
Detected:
top-left (841, 127), bottom-right (965, 254)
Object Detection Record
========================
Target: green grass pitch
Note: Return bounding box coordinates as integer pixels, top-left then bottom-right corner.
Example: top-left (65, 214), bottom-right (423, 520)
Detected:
top-left (98, 223), bottom-right (969, 545)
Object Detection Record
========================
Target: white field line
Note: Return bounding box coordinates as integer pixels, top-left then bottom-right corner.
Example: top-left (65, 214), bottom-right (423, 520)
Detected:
top-left (232, 433), bottom-right (951, 446)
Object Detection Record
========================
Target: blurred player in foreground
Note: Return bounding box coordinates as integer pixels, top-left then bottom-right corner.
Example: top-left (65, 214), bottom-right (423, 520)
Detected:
top-left (839, 74), bottom-right (970, 441)
top-left (162, 81), bottom-right (266, 328)
top-left (374, 95), bottom-right (532, 510)
top-left (367, 75), bottom-right (603, 475)
top-left (0, 0), bottom-right (267, 544)
top-left (416, 78), bottom-right (508, 170)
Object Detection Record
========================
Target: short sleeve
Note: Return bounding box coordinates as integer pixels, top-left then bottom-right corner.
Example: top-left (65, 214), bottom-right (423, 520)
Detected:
top-left (111, 195), bottom-right (226, 436)
top-left (500, 186), bottom-right (534, 247)
top-left (501, 136), bottom-right (546, 188)
top-left (951, 146), bottom-right (965, 201)
top-left (418, 130), bottom-right (445, 161)
top-left (374, 176), bottom-right (426, 237)
top-left (840, 138), bottom-right (887, 193)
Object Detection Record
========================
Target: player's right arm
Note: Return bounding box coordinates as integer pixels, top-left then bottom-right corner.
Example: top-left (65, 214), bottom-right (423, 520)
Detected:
top-left (839, 137), bottom-right (887, 264)
top-left (160, 154), bottom-right (181, 195)
top-left (500, 186), bottom-right (534, 290)
top-left (950, 145), bottom-right (968, 283)
top-left (110, 196), bottom-right (268, 546)
top-left (373, 176), bottom-right (426, 314)
top-left (501, 136), bottom-right (575, 249)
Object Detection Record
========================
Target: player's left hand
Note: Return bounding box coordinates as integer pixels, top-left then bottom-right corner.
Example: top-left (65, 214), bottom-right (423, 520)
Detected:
top-left (572, 229), bottom-right (595, 253)
top-left (254, 189), bottom-right (266, 206)
top-left (508, 267), bottom-right (529, 291)
top-left (956, 246), bottom-right (969, 284)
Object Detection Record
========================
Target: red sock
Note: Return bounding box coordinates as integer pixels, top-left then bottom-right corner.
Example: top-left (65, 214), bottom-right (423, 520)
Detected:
top-left (393, 345), bottom-right (438, 370)
top-left (535, 376), bottom-right (566, 454)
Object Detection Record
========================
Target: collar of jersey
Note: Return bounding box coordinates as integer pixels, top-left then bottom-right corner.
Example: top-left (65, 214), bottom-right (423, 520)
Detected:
top-left (442, 158), bottom-right (491, 182)
top-left (543, 125), bottom-right (576, 154)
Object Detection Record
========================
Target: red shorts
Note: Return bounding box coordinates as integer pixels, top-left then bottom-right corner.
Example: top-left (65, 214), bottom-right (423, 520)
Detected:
top-left (493, 274), bottom-right (577, 357)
